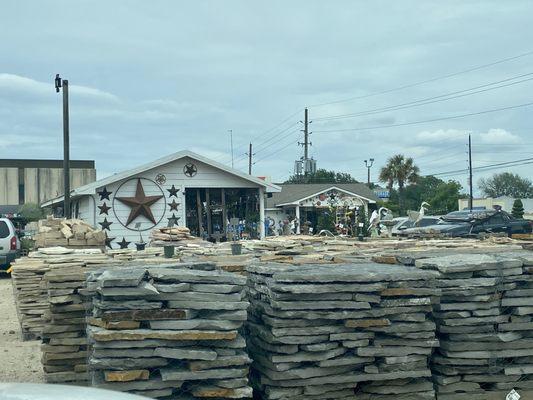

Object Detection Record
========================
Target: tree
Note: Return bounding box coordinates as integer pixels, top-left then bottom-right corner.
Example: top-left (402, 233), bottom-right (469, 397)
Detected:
top-left (17, 203), bottom-right (44, 224)
top-left (379, 155), bottom-right (420, 214)
top-left (512, 199), bottom-right (525, 219)
top-left (400, 176), bottom-right (464, 215)
top-left (284, 169), bottom-right (358, 184)
top-left (479, 172), bottom-right (533, 198)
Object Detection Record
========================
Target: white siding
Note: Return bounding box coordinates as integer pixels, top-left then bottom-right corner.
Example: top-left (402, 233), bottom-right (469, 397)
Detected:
top-left (91, 156), bottom-right (265, 249)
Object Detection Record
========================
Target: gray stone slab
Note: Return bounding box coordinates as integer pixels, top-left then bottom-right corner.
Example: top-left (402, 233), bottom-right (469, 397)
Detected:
top-left (153, 347), bottom-right (218, 361)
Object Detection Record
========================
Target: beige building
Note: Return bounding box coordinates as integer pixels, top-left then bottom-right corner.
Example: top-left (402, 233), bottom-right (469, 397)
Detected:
top-left (0, 159), bottom-right (96, 207)
top-left (458, 196), bottom-right (533, 220)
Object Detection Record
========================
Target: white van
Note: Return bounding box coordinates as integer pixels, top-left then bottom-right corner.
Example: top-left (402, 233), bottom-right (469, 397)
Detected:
top-left (0, 218), bottom-right (20, 269)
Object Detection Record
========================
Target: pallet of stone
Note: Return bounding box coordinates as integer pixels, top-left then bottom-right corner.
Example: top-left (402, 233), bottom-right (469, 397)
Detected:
top-left (86, 263), bottom-right (253, 399)
top-left (41, 266), bottom-right (95, 385)
top-left (11, 248), bottom-right (111, 340)
top-left (415, 252), bottom-right (533, 399)
top-left (246, 262), bottom-right (440, 400)
top-left (35, 217), bottom-right (106, 249)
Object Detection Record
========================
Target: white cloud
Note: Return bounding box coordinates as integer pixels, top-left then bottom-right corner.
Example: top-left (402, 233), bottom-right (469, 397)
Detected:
top-left (416, 129), bottom-right (467, 143)
top-left (478, 128), bottom-right (521, 144)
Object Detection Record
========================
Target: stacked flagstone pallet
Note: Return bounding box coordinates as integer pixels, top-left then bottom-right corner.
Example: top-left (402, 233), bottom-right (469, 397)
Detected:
top-left (34, 216), bottom-right (106, 249)
top-left (416, 252), bottom-right (533, 399)
top-left (246, 262), bottom-right (440, 400)
top-left (86, 263), bottom-right (253, 399)
top-left (41, 266), bottom-right (96, 384)
top-left (11, 248), bottom-right (108, 340)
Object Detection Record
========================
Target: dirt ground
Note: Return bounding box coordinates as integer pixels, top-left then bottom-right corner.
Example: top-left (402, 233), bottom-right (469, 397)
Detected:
top-left (0, 275), bottom-right (44, 383)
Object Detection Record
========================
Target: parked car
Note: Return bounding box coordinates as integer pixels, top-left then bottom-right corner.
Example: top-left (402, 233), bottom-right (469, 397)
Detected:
top-left (0, 383), bottom-right (149, 399)
top-left (392, 216), bottom-right (442, 236)
top-left (406, 210), bottom-right (531, 237)
top-left (0, 217), bottom-right (20, 270)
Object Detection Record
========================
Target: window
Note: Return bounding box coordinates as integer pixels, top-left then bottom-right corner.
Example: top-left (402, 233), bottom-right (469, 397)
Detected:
top-left (490, 214), bottom-right (505, 224)
top-left (0, 221), bottom-right (10, 238)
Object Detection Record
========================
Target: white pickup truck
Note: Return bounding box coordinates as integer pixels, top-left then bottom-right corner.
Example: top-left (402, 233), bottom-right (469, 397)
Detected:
top-left (0, 217), bottom-right (20, 270)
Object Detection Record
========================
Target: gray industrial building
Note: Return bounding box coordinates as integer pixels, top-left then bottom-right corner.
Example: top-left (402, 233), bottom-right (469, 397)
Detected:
top-left (0, 159), bottom-right (96, 210)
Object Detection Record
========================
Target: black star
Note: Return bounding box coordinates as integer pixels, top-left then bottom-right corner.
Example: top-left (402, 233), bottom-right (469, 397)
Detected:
top-left (168, 199), bottom-right (180, 211)
top-left (105, 234), bottom-right (115, 249)
top-left (98, 202), bottom-right (111, 215)
top-left (167, 213), bottom-right (180, 227)
top-left (99, 217), bottom-right (113, 231)
top-left (118, 237), bottom-right (131, 249)
top-left (98, 187), bottom-right (112, 201)
top-left (167, 185), bottom-right (180, 197)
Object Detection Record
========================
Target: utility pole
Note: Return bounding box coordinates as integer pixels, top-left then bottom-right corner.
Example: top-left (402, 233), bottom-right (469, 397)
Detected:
top-left (55, 74), bottom-right (70, 218)
top-left (468, 134), bottom-right (473, 211)
top-left (364, 158), bottom-right (375, 186)
top-left (303, 108), bottom-right (309, 160)
top-left (247, 143), bottom-right (254, 175)
top-left (228, 130), bottom-right (234, 168)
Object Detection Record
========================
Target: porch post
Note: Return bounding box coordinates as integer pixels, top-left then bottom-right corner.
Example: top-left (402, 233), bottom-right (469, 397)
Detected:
top-left (295, 204), bottom-right (301, 234)
top-left (259, 187), bottom-right (265, 239)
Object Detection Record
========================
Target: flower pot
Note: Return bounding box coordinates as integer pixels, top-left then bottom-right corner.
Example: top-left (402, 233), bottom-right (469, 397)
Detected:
top-left (163, 245), bottom-right (175, 258)
top-left (231, 242), bottom-right (242, 255)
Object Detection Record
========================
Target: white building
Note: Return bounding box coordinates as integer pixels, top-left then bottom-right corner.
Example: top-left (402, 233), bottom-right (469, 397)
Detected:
top-left (42, 151), bottom-right (280, 248)
top-left (265, 183), bottom-right (379, 233)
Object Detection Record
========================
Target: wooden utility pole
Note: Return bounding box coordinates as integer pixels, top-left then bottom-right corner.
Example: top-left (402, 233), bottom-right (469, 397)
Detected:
top-left (248, 143), bottom-right (253, 175)
top-left (468, 134), bottom-right (473, 211)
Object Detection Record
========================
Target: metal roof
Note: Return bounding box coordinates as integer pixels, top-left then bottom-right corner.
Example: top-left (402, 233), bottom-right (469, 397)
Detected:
top-left (266, 183), bottom-right (379, 208)
top-left (0, 159), bottom-right (95, 169)
top-left (41, 150), bottom-right (280, 207)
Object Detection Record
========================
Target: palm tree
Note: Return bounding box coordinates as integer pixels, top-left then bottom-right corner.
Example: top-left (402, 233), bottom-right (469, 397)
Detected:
top-left (379, 154), bottom-right (420, 214)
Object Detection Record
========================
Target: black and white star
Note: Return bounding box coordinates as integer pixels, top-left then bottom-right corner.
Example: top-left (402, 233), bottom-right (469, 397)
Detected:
top-left (98, 202), bottom-right (111, 215)
top-left (98, 217), bottom-right (113, 231)
top-left (97, 187), bottom-right (112, 201)
top-left (118, 237), bottom-right (131, 249)
top-left (183, 163), bottom-right (197, 177)
top-left (167, 185), bottom-right (180, 197)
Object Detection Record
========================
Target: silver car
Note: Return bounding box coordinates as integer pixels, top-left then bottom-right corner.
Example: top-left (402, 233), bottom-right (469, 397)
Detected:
top-left (0, 218), bottom-right (20, 270)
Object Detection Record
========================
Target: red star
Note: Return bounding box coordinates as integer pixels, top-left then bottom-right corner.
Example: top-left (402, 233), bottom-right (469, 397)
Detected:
top-left (115, 179), bottom-right (163, 226)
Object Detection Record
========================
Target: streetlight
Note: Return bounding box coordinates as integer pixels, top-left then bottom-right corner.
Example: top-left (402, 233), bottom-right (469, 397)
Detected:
top-left (55, 74), bottom-right (70, 218)
top-left (364, 158), bottom-right (374, 186)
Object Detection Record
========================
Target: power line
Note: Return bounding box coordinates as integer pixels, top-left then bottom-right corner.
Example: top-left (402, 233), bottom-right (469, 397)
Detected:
top-left (427, 156), bottom-right (533, 177)
top-left (313, 73), bottom-right (533, 121)
top-left (313, 101), bottom-right (533, 133)
top-left (254, 137), bottom-right (300, 165)
top-left (308, 50), bottom-right (533, 108)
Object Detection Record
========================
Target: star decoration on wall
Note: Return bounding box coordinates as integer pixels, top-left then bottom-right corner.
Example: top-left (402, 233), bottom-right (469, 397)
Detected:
top-left (167, 185), bottom-right (180, 197)
top-left (98, 202), bottom-right (111, 215)
top-left (105, 234), bottom-right (115, 249)
top-left (167, 213), bottom-right (180, 226)
top-left (118, 237), bottom-right (131, 249)
top-left (116, 179), bottom-right (163, 226)
top-left (98, 187), bottom-right (112, 201)
top-left (168, 199), bottom-right (180, 211)
top-left (99, 217), bottom-right (113, 231)
top-left (183, 163), bottom-right (197, 177)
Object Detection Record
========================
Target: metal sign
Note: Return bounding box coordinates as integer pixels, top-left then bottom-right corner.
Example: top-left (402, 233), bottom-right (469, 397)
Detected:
top-left (507, 389), bottom-right (521, 400)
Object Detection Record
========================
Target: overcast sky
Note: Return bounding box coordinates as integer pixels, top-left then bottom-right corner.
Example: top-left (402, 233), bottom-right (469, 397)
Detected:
top-left (1, 1), bottom-right (532, 194)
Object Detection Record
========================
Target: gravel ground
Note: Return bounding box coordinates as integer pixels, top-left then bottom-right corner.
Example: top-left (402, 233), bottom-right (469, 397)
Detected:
top-left (0, 275), bottom-right (44, 383)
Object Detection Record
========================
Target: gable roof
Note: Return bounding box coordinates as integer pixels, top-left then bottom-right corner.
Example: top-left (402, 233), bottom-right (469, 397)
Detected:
top-left (266, 183), bottom-right (379, 208)
top-left (41, 150), bottom-right (280, 206)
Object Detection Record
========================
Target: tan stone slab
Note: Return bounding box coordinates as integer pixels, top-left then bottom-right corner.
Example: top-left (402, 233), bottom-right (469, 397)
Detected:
top-left (91, 328), bottom-right (237, 342)
top-left (345, 319), bottom-right (391, 328)
top-left (104, 370), bottom-right (150, 382)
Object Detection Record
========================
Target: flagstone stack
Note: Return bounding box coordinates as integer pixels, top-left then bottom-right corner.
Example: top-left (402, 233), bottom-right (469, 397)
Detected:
top-left (416, 252), bottom-right (533, 399)
top-left (86, 264), bottom-right (253, 399)
top-left (246, 262), bottom-right (440, 400)
top-left (11, 248), bottom-right (108, 340)
top-left (41, 266), bottom-right (94, 384)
